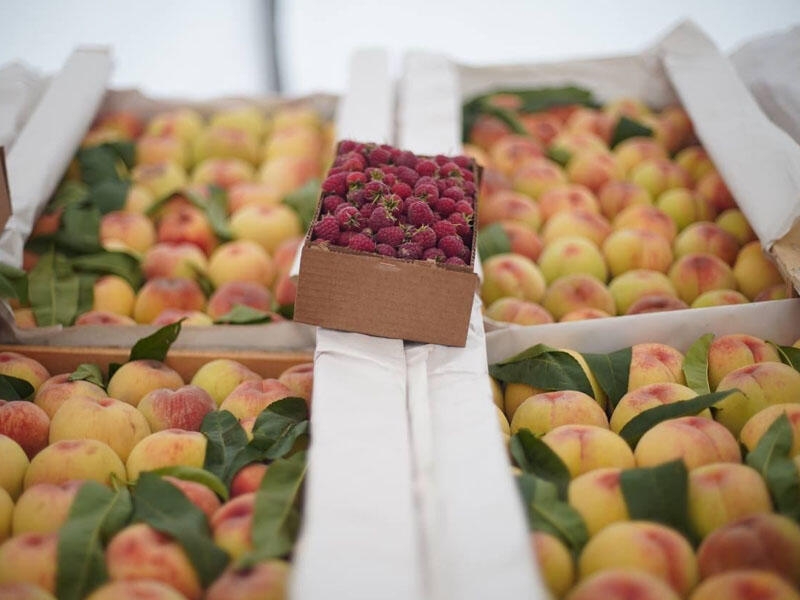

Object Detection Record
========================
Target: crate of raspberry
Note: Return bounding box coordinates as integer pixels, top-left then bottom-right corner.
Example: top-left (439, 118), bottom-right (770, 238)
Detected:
top-left (293, 140), bottom-right (481, 346)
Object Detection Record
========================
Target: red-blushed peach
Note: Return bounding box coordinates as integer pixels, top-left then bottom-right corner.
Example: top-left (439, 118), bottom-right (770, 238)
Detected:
top-left (578, 521), bottom-right (698, 596)
top-left (11, 480), bottom-right (85, 534)
top-left (211, 106), bottom-right (268, 138)
top-left (688, 463), bottom-right (772, 538)
top-left (0, 352), bottom-right (50, 392)
top-left (257, 155), bottom-right (320, 197)
top-left (602, 229), bottom-right (674, 276)
top-left (131, 162), bottom-right (187, 201)
top-left (124, 184), bottom-right (156, 214)
top-left (92, 275), bottom-right (136, 316)
top-left (607, 269), bottom-right (678, 315)
top-left (565, 107), bottom-right (614, 143)
top-left (597, 180), bottom-right (653, 221)
top-left (511, 389), bottom-right (608, 436)
top-left (273, 271), bottom-right (297, 308)
top-left (0, 532), bottom-right (58, 593)
top-left (613, 205), bottom-right (677, 244)
top-left (141, 242), bottom-right (209, 281)
top-left (627, 344), bottom-right (686, 392)
top-left (674, 222), bottom-right (740, 265)
top-left (494, 220), bottom-right (544, 261)
top-left (605, 98), bottom-right (652, 120)
top-left (755, 284), bottom-right (790, 302)
top-left (531, 531), bottom-right (574, 598)
top-left (0, 435), bottom-right (29, 500)
top-left (538, 184), bottom-right (600, 222)
top-left (734, 241), bottom-right (785, 300)
top-left (481, 253), bottom-right (546, 305)
top-left (229, 204), bottom-right (303, 255)
top-left (707, 333), bottom-right (782, 391)
top-left (568, 467), bottom-right (629, 536)
top-left (541, 274), bottom-right (616, 321)
top-left (146, 108), bottom-right (204, 143)
top-left (99, 211), bottom-right (157, 254)
top-left (151, 309), bottom-right (213, 327)
top-left (137, 385), bottom-right (216, 432)
top-left (541, 209), bottom-right (611, 247)
top-left (0, 487), bottom-right (11, 542)
top-left (0, 402), bottom-right (50, 459)
top-left (205, 560), bottom-right (290, 600)
top-left (655, 187), bottom-right (711, 231)
top-left (689, 570), bottom-right (800, 600)
top-left (219, 378), bottom-right (293, 421)
top-left (23, 439), bottom-right (125, 489)
top-left (162, 476), bottom-right (222, 523)
top-left (674, 145), bottom-right (714, 184)
top-left (468, 114), bottom-right (508, 151)
top-left (634, 416), bottom-right (741, 469)
top-left (125, 429), bottom-right (207, 481)
top-left (537, 237), bottom-right (608, 283)
top-left (271, 236), bottom-right (303, 274)
top-left (512, 157), bottom-right (568, 199)
top-left (193, 126), bottom-right (260, 165)
top-left (156, 204), bottom-right (218, 256)
top-left (542, 425), bottom-right (635, 477)
top-left (105, 523), bottom-right (202, 600)
top-left (613, 136), bottom-right (668, 174)
top-left (741, 404), bottom-right (800, 457)
top-left (656, 106), bottom-right (694, 152)
top-left (94, 110), bottom-right (144, 139)
top-left (74, 311), bottom-right (137, 326)
top-left (30, 377), bottom-right (102, 423)
top-left (610, 383), bottom-right (700, 433)
top-left (0, 582), bottom-right (57, 599)
top-left (208, 240), bottom-right (275, 288)
top-left (697, 513), bottom-right (800, 586)
top-left (479, 168), bottom-right (512, 199)
top-left (715, 362), bottom-right (800, 436)
top-left (668, 253), bottom-right (737, 304)
top-left (479, 190), bottom-right (542, 230)
top-left (206, 281), bottom-right (273, 320)
top-left (487, 135), bottom-right (544, 176)
top-left (230, 463), bottom-right (268, 497)
top-left (190, 359), bottom-right (261, 407)
top-left (629, 157), bottom-right (690, 199)
top-left (49, 397), bottom-right (151, 462)
top-left (626, 294), bottom-right (689, 315)
top-left (695, 170), bottom-right (736, 213)
top-left (192, 157), bottom-right (255, 190)
top-left (549, 129), bottom-right (608, 157)
top-left (106, 359), bottom-right (184, 407)
top-left (485, 297), bottom-right (554, 326)
top-left (136, 133), bottom-right (190, 168)
top-left (132, 277), bottom-right (206, 324)
top-left (567, 569), bottom-right (681, 600)
top-left (560, 308), bottom-right (612, 321)
top-left (716, 208), bottom-right (757, 245)
top-left (567, 151), bottom-right (623, 194)
top-left (691, 289), bottom-right (749, 308)
top-left (264, 126), bottom-right (324, 163)
top-left (228, 181), bottom-right (282, 214)
top-left (211, 493), bottom-right (255, 559)
top-left (85, 580), bottom-right (186, 600)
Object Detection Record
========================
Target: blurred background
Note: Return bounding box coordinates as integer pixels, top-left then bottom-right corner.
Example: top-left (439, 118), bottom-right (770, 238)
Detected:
top-left (0, 0), bottom-right (799, 98)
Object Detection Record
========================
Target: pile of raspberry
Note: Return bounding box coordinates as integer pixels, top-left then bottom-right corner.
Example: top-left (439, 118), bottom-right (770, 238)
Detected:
top-left (310, 140), bottom-right (477, 266)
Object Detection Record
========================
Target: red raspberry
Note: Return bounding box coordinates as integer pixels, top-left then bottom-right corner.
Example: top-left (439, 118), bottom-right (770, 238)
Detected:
top-left (415, 175), bottom-right (436, 187)
top-left (448, 212), bottom-right (472, 238)
top-left (406, 200), bottom-right (436, 227)
top-left (313, 215), bottom-right (340, 242)
top-left (433, 196), bottom-right (456, 217)
top-left (382, 193), bottom-right (404, 218)
top-left (461, 168), bottom-right (475, 182)
top-left (391, 181), bottom-right (413, 199)
top-left (382, 173), bottom-right (397, 187)
top-left (322, 194), bottom-right (344, 213)
top-left (442, 186), bottom-right (465, 202)
top-left (422, 247), bottom-right (445, 262)
top-left (410, 226), bottom-right (437, 250)
top-left (439, 162), bottom-right (461, 178)
top-left (454, 200), bottom-right (474, 216)
top-left (463, 181), bottom-right (476, 196)
top-left (369, 147), bottom-right (392, 166)
top-left (397, 242), bottom-right (422, 260)
top-left (434, 154), bottom-right (449, 166)
top-left (375, 225), bottom-right (405, 247)
top-left (416, 159), bottom-right (437, 177)
top-left (322, 172), bottom-right (348, 195)
top-left (339, 140), bottom-right (358, 153)
top-left (376, 243), bottom-right (396, 257)
top-left (347, 188), bottom-right (367, 205)
top-left (453, 155), bottom-right (473, 168)
top-left (368, 206), bottom-right (395, 231)
top-left (335, 204), bottom-right (363, 231)
top-left (359, 203), bottom-right (376, 219)
top-left (396, 151), bottom-right (417, 168)
top-left (347, 233), bottom-right (376, 253)
top-left (346, 171), bottom-right (367, 188)
top-left (438, 234), bottom-right (466, 259)
top-left (364, 181), bottom-right (389, 202)
top-left (432, 219), bottom-right (457, 239)
top-left (445, 256), bottom-right (467, 266)
top-left (396, 166), bottom-right (419, 187)
top-left (339, 152), bottom-right (367, 172)
top-left (414, 183), bottom-right (439, 202)
top-left (337, 230), bottom-right (356, 246)
top-left (328, 166), bottom-right (346, 176)
top-left (366, 167), bottom-right (384, 181)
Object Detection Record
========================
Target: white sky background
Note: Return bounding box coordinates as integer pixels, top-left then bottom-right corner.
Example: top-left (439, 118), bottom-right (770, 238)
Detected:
top-left (0, 0), bottom-right (799, 98)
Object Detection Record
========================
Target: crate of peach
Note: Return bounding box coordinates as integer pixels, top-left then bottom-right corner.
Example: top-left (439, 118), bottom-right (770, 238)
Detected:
top-left (1, 90), bottom-right (336, 347)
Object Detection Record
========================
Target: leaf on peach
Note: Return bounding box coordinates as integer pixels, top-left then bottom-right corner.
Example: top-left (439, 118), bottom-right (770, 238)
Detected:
top-left (249, 397), bottom-right (309, 460)
top-left (489, 344), bottom-right (595, 399)
top-left (683, 333), bottom-right (714, 395)
top-left (746, 413), bottom-right (800, 521)
top-left (0, 374), bottom-right (34, 400)
top-left (510, 428), bottom-right (570, 499)
top-left (583, 347), bottom-right (631, 412)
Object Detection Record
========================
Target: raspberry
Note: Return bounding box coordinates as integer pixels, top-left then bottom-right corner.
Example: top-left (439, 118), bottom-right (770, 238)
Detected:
top-left (337, 230), bottom-right (356, 246)
top-left (375, 225), bottom-right (405, 247)
top-left (461, 168), bottom-right (475, 182)
top-left (313, 215), bottom-right (340, 243)
top-left (347, 233), bottom-right (376, 253)
top-left (339, 140), bottom-right (358, 153)
top-left (322, 172), bottom-right (347, 195)
top-left (415, 175), bottom-right (437, 188)
top-left (397, 242), bottom-right (422, 260)
top-left (382, 193), bottom-right (404, 218)
top-left (437, 179), bottom-right (450, 193)
top-left (376, 243), bottom-right (396, 257)
top-left (396, 151), bottom-right (417, 168)
top-left (410, 226), bottom-right (437, 250)
top-left (335, 204), bottom-right (363, 231)
top-left (439, 161), bottom-right (461, 178)
top-left (463, 181), bottom-right (476, 195)
top-left (432, 219), bottom-right (457, 239)
top-left (346, 171), bottom-right (367, 188)
top-left (433, 196), bottom-right (456, 217)
top-left (328, 166), bottom-right (346, 176)
top-left (347, 188), bottom-right (367, 206)
top-left (359, 203), bottom-right (376, 220)
top-left (416, 159), bottom-right (437, 177)
top-left (422, 247), bottom-right (445, 262)
top-left (454, 200), bottom-right (474, 216)
top-left (438, 234), bottom-right (466, 259)
top-left (391, 181), bottom-right (413, 199)
top-left (406, 200), bottom-right (436, 227)
top-left (322, 194), bottom-right (344, 214)
top-left (368, 147), bottom-right (391, 167)
top-left (364, 181), bottom-right (389, 202)
top-left (368, 205), bottom-right (395, 231)
top-left (448, 212), bottom-right (472, 238)
top-left (453, 155), bottom-right (472, 168)
top-left (445, 256), bottom-right (467, 266)
top-left (434, 154), bottom-right (449, 166)
top-left (396, 166), bottom-right (419, 187)
top-left (382, 173), bottom-right (397, 187)
top-left (366, 167), bottom-right (384, 181)
top-left (414, 183), bottom-right (439, 202)
top-left (339, 152), bottom-right (367, 172)
top-left (442, 186), bottom-right (465, 202)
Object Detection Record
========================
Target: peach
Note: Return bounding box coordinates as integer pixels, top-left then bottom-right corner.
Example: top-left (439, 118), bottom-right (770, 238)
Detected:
top-left (13, 308), bottom-right (36, 329)
top-left (205, 560), bottom-right (289, 600)
top-left (125, 429), bottom-right (207, 481)
top-left (549, 130), bottom-right (608, 159)
top-left (206, 281), bottom-right (272, 320)
top-left (538, 184), bottom-right (600, 221)
top-left (655, 187), bottom-right (710, 231)
top-left (136, 134), bottom-right (190, 169)
top-left (219, 378), bottom-right (293, 421)
top-left (86, 580), bottom-right (187, 600)
top-left (707, 333), bottom-right (782, 391)
top-left (565, 107), bottom-right (614, 143)
top-left (257, 155), bottom-right (320, 197)
top-left (132, 277), bottom-right (206, 324)
top-left (755, 284), bottom-right (790, 302)
top-left (228, 182), bottom-right (282, 214)
top-left (493, 221), bottom-right (544, 261)
top-left (485, 297), bottom-right (554, 326)
top-left (674, 222), bottom-right (740, 265)
top-left (531, 531), bottom-right (574, 598)
top-left (479, 190), bottom-right (542, 230)
top-left (49, 396), bottom-right (151, 462)
top-left (537, 237), bottom-right (608, 283)
top-left (613, 205), bottom-right (677, 245)
top-left (542, 274), bottom-right (616, 320)
top-left (0, 352), bottom-right (50, 392)
top-left (24, 439), bottom-right (125, 489)
top-left (193, 125), bottom-right (260, 165)
top-left (634, 416), bottom-right (741, 469)
top-left (272, 105), bottom-right (322, 131)
top-left (487, 135), bottom-right (543, 176)
top-left (146, 108), bottom-right (204, 143)
top-left (481, 253), bottom-right (546, 305)
top-left (655, 107), bottom-right (694, 153)
top-left (568, 467), bottom-right (629, 536)
top-left (578, 521), bottom-right (698, 596)
top-left (190, 359), bottom-right (261, 407)
top-left (107, 359), bottom-right (184, 407)
top-left (690, 570), bottom-right (800, 600)
top-left (668, 253), bottom-right (737, 304)
top-left (95, 110), bottom-right (144, 139)
top-left (688, 463), bottom-right (773, 538)
top-left (0, 532), bottom-right (57, 593)
top-left (674, 145), bottom-right (714, 184)
top-left (192, 157), bottom-right (255, 190)
top-left (35, 374), bottom-right (105, 420)
top-left (156, 204), bottom-right (218, 256)
top-left (602, 229), bottom-right (674, 276)
top-left (273, 271), bottom-right (297, 308)
top-left (497, 406), bottom-right (511, 440)
top-left (715, 362), bottom-right (800, 436)
top-left (74, 310), bottom-right (137, 326)
top-left (490, 377), bottom-right (504, 411)
top-left (610, 383), bottom-right (700, 433)
top-left (230, 463), bottom-right (268, 497)
top-left (519, 112), bottom-right (562, 146)
top-left (0, 491), bottom-right (10, 541)
top-left (229, 204), bottom-right (303, 255)
top-left (567, 151), bottom-right (623, 194)
top-left (152, 309), bottom-right (213, 326)
top-left (163, 476), bottom-right (222, 523)
top-left (142, 242), bottom-right (208, 280)
top-left (628, 344), bottom-right (686, 392)
top-left (92, 274), bottom-right (136, 316)
top-left (691, 289), bottom-right (749, 308)
top-left (716, 208), bottom-right (757, 245)
top-left (0, 435), bottom-right (29, 499)
top-left (629, 158), bottom-right (689, 198)
top-left (137, 385), bottom-right (216, 432)
top-left (605, 97), bottom-right (652, 120)
top-left (567, 569), bottom-right (681, 600)
top-left (11, 480), bottom-right (84, 535)
top-left (99, 211), bottom-right (157, 254)
top-left (542, 425), bottom-right (634, 477)
top-left (597, 180), bottom-right (652, 221)
top-left (560, 308), bottom-right (611, 321)
top-left (608, 270), bottom-right (678, 315)
top-left (613, 136), bottom-right (668, 173)
top-left (510, 389), bottom-right (608, 436)
top-left (208, 240), bottom-right (275, 288)
top-left (696, 170), bottom-right (736, 213)
top-left (541, 209), bottom-right (611, 247)
top-left (734, 241), bottom-right (785, 300)
top-left (271, 236), bottom-right (303, 274)
top-left (626, 294), bottom-right (688, 315)
top-left (211, 493), bottom-right (255, 559)
top-left (468, 115), bottom-right (509, 151)
top-left (131, 162), bottom-right (188, 202)
top-left (106, 523), bottom-right (202, 600)
top-left (264, 126), bottom-right (324, 163)
top-left (512, 157), bottom-right (568, 199)
top-left (0, 402), bottom-right (50, 459)
top-left (210, 106), bottom-right (268, 137)
top-left (124, 184), bottom-right (156, 214)
top-left (741, 404), bottom-right (800, 457)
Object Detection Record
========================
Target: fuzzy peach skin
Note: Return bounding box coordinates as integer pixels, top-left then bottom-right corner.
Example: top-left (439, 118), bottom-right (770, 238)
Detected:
top-left (190, 359), bottom-right (261, 407)
top-left (538, 237), bottom-right (608, 285)
top-left (613, 205), bottom-right (677, 244)
top-left (257, 155), bottom-right (319, 197)
top-left (628, 343), bottom-right (686, 392)
top-left (162, 476), bottom-right (222, 524)
top-left (695, 170), bottom-right (736, 213)
top-left (510, 390), bottom-right (608, 436)
top-left (537, 184), bottom-right (600, 222)
top-left (560, 308), bottom-right (612, 322)
top-left (131, 162), bottom-right (187, 202)
top-left (99, 211), bottom-right (157, 254)
top-left (86, 580), bottom-right (187, 600)
top-left (668, 253), bottom-right (737, 304)
top-left (23, 439), bottom-right (125, 489)
top-left (567, 569), bottom-right (681, 600)
top-left (494, 221), bottom-right (544, 262)
top-left (734, 241), bottom-right (786, 301)
top-left (655, 188), bottom-right (708, 231)
top-left (566, 151), bottom-right (623, 194)
top-left (479, 190), bottom-right (542, 230)
top-left (674, 145), bottom-right (714, 184)
top-left (481, 253), bottom-right (547, 305)
top-left (124, 184), bottom-right (156, 214)
top-left (208, 240), bottom-right (276, 288)
top-left (205, 560), bottom-right (290, 600)
top-left (511, 157), bottom-right (568, 199)
top-left (541, 209), bottom-right (611, 247)
top-left (633, 416), bottom-right (741, 470)
top-left (193, 125), bottom-right (260, 165)
top-left (602, 229), bottom-right (674, 277)
top-left (755, 284), bottom-right (790, 302)
top-left (191, 157), bottom-right (255, 191)
top-left (626, 294), bottom-right (689, 315)
top-left (542, 425), bottom-right (635, 478)
top-left (689, 570), bottom-right (800, 600)
top-left (132, 277), bottom-right (206, 324)
top-left (146, 108), bottom-right (203, 143)
top-left (0, 488), bottom-right (11, 543)
top-left (125, 429), bottom-right (207, 481)
top-left (0, 352), bottom-right (50, 392)
top-left (707, 334), bottom-right (782, 391)
top-left (156, 204), bottom-right (218, 256)
top-left (227, 182), bottom-right (282, 214)
top-left (0, 582), bottom-right (57, 599)
top-left (137, 385), bottom-right (216, 433)
top-left (106, 359), bottom-right (184, 407)
top-left (597, 180), bottom-right (652, 221)
top-left (578, 520), bottom-right (698, 596)
top-left (136, 133), bottom-right (190, 168)
top-left (740, 404), bottom-right (800, 457)
top-left (0, 435), bottom-right (29, 500)
top-left (92, 274), bottom-right (136, 316)
top-left (691, 289), bottom-right (748, 308)
top-left (484, 298), bottom-right (554, 326)
top-left (141, 242), bottom-right (209, 281)
top-left (607, 269), bottom-right (678, 315)
top-left (211, 493), bottom-right (255, 559)
top-left (688, 463), bottom-right (773, 539)
top-left (613, 136), bottom-right (667, 174)
top-left (714, 362), bottom-right (800, 437)
top-left (487, 135), bottom-right (543, 175)
top-left (230, 463), bottom-right (268, 498)
top-left (276, 362), bottom-right (313, 405)
top-left (531, 531), bottom-right (574, 598)
top-left (567, 467), bottom-right (630, 537)
top-left (0, 532), bottom-right (58, 593)
top-left (74, 311), bottom-right (137, 326)
top-left (151, 309), bottom-right (214, 327)
top-left (542, 274), bottom-right (616, 321)
top-left (211, 105), bottom-right (268, 137)
top-left (220, 378), bottom-right (294, 421)
top-left (673, 222), bottom-right (740, 265)
top-left (206, 281), bottom-right (273, 320)
top-left (11, 480), bottom-right (85, 535)
top-left (229, 204), bottom-right (303, 255)
top-left (0, 401), bottom-right (50, 459)
top-left (628, 157), bottom-right (689, 199)
top-left (610, 383), bottom-right (701, 433)
top-left (716, 208), bottom-right (757, 245)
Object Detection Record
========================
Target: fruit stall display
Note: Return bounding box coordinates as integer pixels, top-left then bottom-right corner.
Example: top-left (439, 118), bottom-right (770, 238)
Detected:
top-left (0, 322), bottom-right (313, 599)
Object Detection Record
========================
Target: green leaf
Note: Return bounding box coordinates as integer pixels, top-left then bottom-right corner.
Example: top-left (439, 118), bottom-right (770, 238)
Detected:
top-left (582, 348), bottom-right (631, 411)
top-left (128, 320), bottom-right (183, 363)
top-left (87, 179), bottom-right (130, 215)
top-left (70, 250), bottom-right (143, 289)
top-left (189, 263), bottom-right (215, 297)
top-left (0, 262), bottom-right (28, 303)
top-left (516, 473), bottom-right (588, 553)
top-left (282, 178), bottom-right (321, 232)
top-left (213, 304), bottom-right (274, 325)
top-left (773, 343), bottom-right (800, 373)
top-left (76, 272), bottom-right (98, 319)
top-left (619, 390), bottom-right (737, 448)
top-left (477, 102), bottom-right (528, 135)
top-left (69, 363), bottom-right (105, 389)
top-left (53, 202), bottom-right (102, 254)
top-left (202, 410), bottom-right (262, 486)
top-left (50, 180), bottom-right (89, 210)
top-left (489, 344), bottom-right (595, 399)
top-left (77, 145), bottom-right (124, 186)
top-left (203, 186), bottom-right (233, 241)
top-left (131, 472), bottom-right (229, 587)
top-left (610, 116), bottom-right (653, 148)
top-left (56, 482), bottom-right (133, 600)
top-left (477, 223), bottom-right (512, 262)
top-left (28, 250), bottom-right (80, 326)
top-left (249, 398), bottom-right (310, 460)
top-left (277, 303), bottom-right (294, 320)
top-left (546, 146), bottom-right (572, 167)
top-left (241, 451), bottom-right (308, 564)
top-left (620, 460), bottom-right (695, 544)
top-left (102, 141), bottom-right (136, 170)
top-left (509, 429), bottom-right (570, 499)
top-left (0, 374), bottom-right (35, 400)
top-left (151, 465), bottom-right (229, 502)
top-left (683, 334), bottom-right (714, 395)
top-left (107, 362), bottom-right (122, 381)
top-left (746, 413), bottom-right (800, 521)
